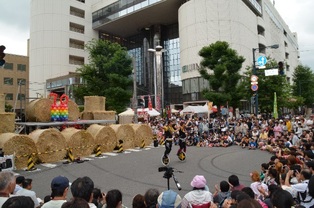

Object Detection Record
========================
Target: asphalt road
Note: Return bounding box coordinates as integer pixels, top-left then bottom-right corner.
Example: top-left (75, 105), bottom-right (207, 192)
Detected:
top-left (15, 144), bottom-right (272, 207)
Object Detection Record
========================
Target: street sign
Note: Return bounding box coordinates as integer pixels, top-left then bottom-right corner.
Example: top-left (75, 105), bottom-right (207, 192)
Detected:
top-left (251, 84), bottom-right (258, 91)
top-left (257, 56), bottom-right (267, 66)
top-left (265, 68), bottom-right (279, 76)
top-left (250, 75), bottom-right (258, 82)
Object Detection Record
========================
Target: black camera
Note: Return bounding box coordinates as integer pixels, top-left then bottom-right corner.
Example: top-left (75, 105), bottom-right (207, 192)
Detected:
top-left (158, 167), bottom-right (181, 191)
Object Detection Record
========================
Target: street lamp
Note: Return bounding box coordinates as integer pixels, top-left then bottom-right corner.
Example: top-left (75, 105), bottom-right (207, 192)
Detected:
top-left (252, 44), bottom-right (279, 116)
top-left (148, 45), bottom-right (164, 114)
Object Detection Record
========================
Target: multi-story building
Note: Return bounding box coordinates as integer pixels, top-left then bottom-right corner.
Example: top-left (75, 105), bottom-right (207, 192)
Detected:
top-left (0, 54), bottom-right (29, 116)
top-left (30, 0), bottom-right (299, 108)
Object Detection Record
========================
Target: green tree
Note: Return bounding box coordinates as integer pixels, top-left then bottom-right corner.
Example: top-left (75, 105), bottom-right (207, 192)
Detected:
top-left (5, 103), bottom-right (13, 112)
top-left (198, 41), bottom-right (245, 108)
top-left (239, 57), bottom-right (299, 114)
top-left (73, 39), bottom-right (133, 113)
top-left (292, 64), bottom-right (314, 107)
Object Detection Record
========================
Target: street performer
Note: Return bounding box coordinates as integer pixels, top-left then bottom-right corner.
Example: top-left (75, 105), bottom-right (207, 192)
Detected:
top-left (162, 119), bottom-right (176, 165)
top-left (177, 118), bottom-right (191, 157)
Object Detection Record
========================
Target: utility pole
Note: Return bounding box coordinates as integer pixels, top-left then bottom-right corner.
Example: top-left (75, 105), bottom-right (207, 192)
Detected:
top-left (133, 57), bottom-right (138, 123)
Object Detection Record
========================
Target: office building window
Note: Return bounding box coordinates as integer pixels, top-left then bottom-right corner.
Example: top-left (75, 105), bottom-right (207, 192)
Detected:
top-left (70, 22), bottom-right (84, 34)
top-left (5, 93), bottom-right (13, 100)
top-left (17, 64), bottom-right (26, 71)
top-left (4, 63), bottom-right (13, 70)
top-left (70, 6), bottom-right (85, 18)
top-left (69, 39), bottom-right (84, 49)
top-left (4, 77), bottom-right (13, 85)
top-left (17, 78), bottom-right (26, 85)
top-left (18, 93), bottom-right (26, 100)
top-left (69, 55), bottom-right (84, 65)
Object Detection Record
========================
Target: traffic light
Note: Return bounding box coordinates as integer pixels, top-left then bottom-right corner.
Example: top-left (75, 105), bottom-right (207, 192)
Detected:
top-left (278, 61), bottom-right (284, 75)
top-left (0, 45), bottom-right (5, 67)
top-left (137, 98), bottom-right (145, 108)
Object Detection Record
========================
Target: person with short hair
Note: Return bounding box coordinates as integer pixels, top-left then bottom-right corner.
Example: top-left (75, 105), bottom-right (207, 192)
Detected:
top-left (14, 175), bottom-right (25, 194)
top-left (213, 180), bottom-right (231, 207)
top-left (104, 189), bottom-right (124, 208)
top-left (41, 175), bottom-right (70, 208)
top-left (228, 175), bottom-right (244, 191)
top-left (132, 194), bottom-right (145, 208)
top-left (2, 195), bottom-right (34, 208)
top-left (16, 178), bottom-right (40, 208)
top-left (144, 188), bottom-right (159, 208)
top-left (70, 176), bottom-right (96, 208)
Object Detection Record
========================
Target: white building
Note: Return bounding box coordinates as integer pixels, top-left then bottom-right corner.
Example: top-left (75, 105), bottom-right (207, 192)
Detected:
top-left (29, 0), bottom-right (299, 105)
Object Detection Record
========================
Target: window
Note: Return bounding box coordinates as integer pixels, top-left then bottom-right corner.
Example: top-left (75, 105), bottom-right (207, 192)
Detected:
top-left (5, 93), bottom-right (13, 100)
top-left (4, 63), bottom-right (13, 70)
top-left (69, 55), bottom-right (84, 65)
top-left (17, 64), bottom-right (26, 71)
top-left (18, 94), bottom-right (25, 100)
top-left (69, 39), bottom-right (84, 49)
top-left (4, 77), bottom-right (13, 85)
top-left (70, 6), bottom-right (85, 18)
top-left (70, 22), bottom-right (84, 34)
top-left (17, 78), bottom-right (26, 85)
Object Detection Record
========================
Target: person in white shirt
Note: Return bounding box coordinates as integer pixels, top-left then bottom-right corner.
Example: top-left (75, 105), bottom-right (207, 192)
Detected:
top-left (0, 171), bottom-right (16, 207)
top-left (41, 176), bottom-right (70, 208)
top-left (16, 178), bottom-right (40, 208)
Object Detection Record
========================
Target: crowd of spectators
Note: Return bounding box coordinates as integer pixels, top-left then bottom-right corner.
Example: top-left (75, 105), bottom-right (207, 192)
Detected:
top-left (0, 114), bottom-right (313, 207)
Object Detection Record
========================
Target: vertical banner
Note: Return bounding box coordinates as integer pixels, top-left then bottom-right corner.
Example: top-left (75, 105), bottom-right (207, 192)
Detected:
top-left (207, 101), bottom-right (213, 119)
top-left (273, 92), bottom-right (278, 119)
top-left (156, 96), bottom-right (161, 111)
top-left (148, 95), bottom-right (152, 110)
top-left (166, 105), bottom-right (171, 119)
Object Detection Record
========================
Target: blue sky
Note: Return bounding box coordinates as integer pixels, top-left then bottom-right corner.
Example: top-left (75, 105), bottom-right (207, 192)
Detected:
top-left (1, 0), bottom-right (313, 70)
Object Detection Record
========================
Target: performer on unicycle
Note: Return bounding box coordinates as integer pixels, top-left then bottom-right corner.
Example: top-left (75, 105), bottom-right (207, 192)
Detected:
top-left (162, 119), bottom-right (176, 165)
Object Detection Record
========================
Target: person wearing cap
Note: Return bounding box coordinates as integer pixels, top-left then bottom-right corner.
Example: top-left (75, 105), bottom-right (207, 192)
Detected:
top-left (16, 178), bottom-right (40, 208)
top-left (157, 189), bottom-right (181, 208)
top-left (181, 175), bottom-right (213, 208)
top-left (41, 176), bottom-right (70, 208)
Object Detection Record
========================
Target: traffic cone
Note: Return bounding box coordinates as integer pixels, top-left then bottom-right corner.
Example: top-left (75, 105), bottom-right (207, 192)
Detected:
top-left (26, 154), bottom-right (36, 171)
top-left (94, 145), bottom-right (102, 157)
top-left (140, 140), bottom-right (145, 149)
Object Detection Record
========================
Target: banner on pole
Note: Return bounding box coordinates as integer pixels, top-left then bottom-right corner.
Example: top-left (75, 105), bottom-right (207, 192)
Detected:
top-left (273, 92), bottom-right (278, 119)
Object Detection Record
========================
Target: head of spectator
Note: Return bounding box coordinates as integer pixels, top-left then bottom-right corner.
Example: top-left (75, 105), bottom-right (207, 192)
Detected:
top-left (219, 180), bottom-right (230, 192)
top-left (190, 175), bottom-right (207, 190)
top-left (132, 194), bottom-right (145, 208)
top-left (92, 188), bottom-right (104, 207)
top-left (2, 196), bottom-right (34, 208)
top-left (105, 189), bottom-right (123, 208)
top-left (50, 175), bottom-right (70, 200)
top-left (70, 176), bottom-right (94, 203)
top-left (250, 171), bottom-right (260, 182)
top-left (306, 161), bottom-right (314, 174)
top-left (271, 189), bottom-right (294, 208)
top-left (43, 195), bottom-right (52, 203)
top-left (236, 198), bottom-right (262, 208)
top-left (144, 188), bottom-right (159, 208)
top-left (241, 187), bottom-right (255, 199)
top-left (157, 190), bottom-right (181, 208)
top-left (0, 171), bottom-right (16, 197)
top-left (228, 175), bottom-right (244, 191)
top-left (21, 178), bottom-right (33, 190)
top-left (16, 176), bottom-right (25, 186)
top-left (61, 197), bottom-right (89, 208)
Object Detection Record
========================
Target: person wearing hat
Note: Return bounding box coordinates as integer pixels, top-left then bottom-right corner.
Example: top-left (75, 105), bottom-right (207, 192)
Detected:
top-left (41, 176), bottom-right (70, 208)
top-left (157, 190), bottom-right (181, 208)
top-left (181, 175), bottom-right (213, 208)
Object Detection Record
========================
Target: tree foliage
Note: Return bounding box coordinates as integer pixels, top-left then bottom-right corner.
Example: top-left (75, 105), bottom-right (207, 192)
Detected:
top-left (292, 64), bottom-right (314, 106)
top-left (198, 41), bottom-right (245, 108)
top-left (73, 39), bottom-right (133, 113)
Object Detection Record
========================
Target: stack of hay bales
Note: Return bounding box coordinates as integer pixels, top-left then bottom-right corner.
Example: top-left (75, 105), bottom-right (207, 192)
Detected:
top-left (0, 94), bottom-right (15, 133)
top-left (61, 128), bottom-right (95, 158)
top-left (81, 96), bottom-right (115, 120)
top-left (0, 133), bottom-right (37, 169)
top-left (87, 124), bottom-right (117, 152)
top-left (29, 128), bottom-right (67, 163)
top-left (131, 124), bottom-right (153, 148)
top-left (110, 124), bottom-right (135, 150)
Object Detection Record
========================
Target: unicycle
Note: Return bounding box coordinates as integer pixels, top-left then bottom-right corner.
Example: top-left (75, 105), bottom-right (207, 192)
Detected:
top-left (161, 154), bottom-right (170, 166)
top-left (177, 151), bottom-right (186, 162)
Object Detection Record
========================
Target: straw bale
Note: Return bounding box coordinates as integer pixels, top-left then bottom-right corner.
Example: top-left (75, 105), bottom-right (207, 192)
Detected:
top-left (57, 99), bottom-right (80, 121)
top-left (25, 98), bottom-right (53, 122)
top-left (131, 124), bottom-right (153, 147)
top-left (109, 124), bottom-right (135, 149)
top-left (0, 94), bottom-right (4, 113)
top-left (29, 128), bottom-right (67, 163)
top-left (0, 113), bottom-right (15, 133)
top-left (61, 128), bottom-right (95, 157)
top-left (0, 133), bottom-right (37, 169)
top-left (93, 111), bottom-right (116, 120)
top-left (84, 96), bottom-right (106, 111)
top-left (87, 124), bottom-right (117, 152)
top-left (81, 112), bottom-right (94, 120)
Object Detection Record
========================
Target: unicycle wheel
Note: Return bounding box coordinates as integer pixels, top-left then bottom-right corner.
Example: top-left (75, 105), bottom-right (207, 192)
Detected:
top-left (161, 155), bottom-right (170, 166)
top-left (178, 152), bottom-right (186, 161)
